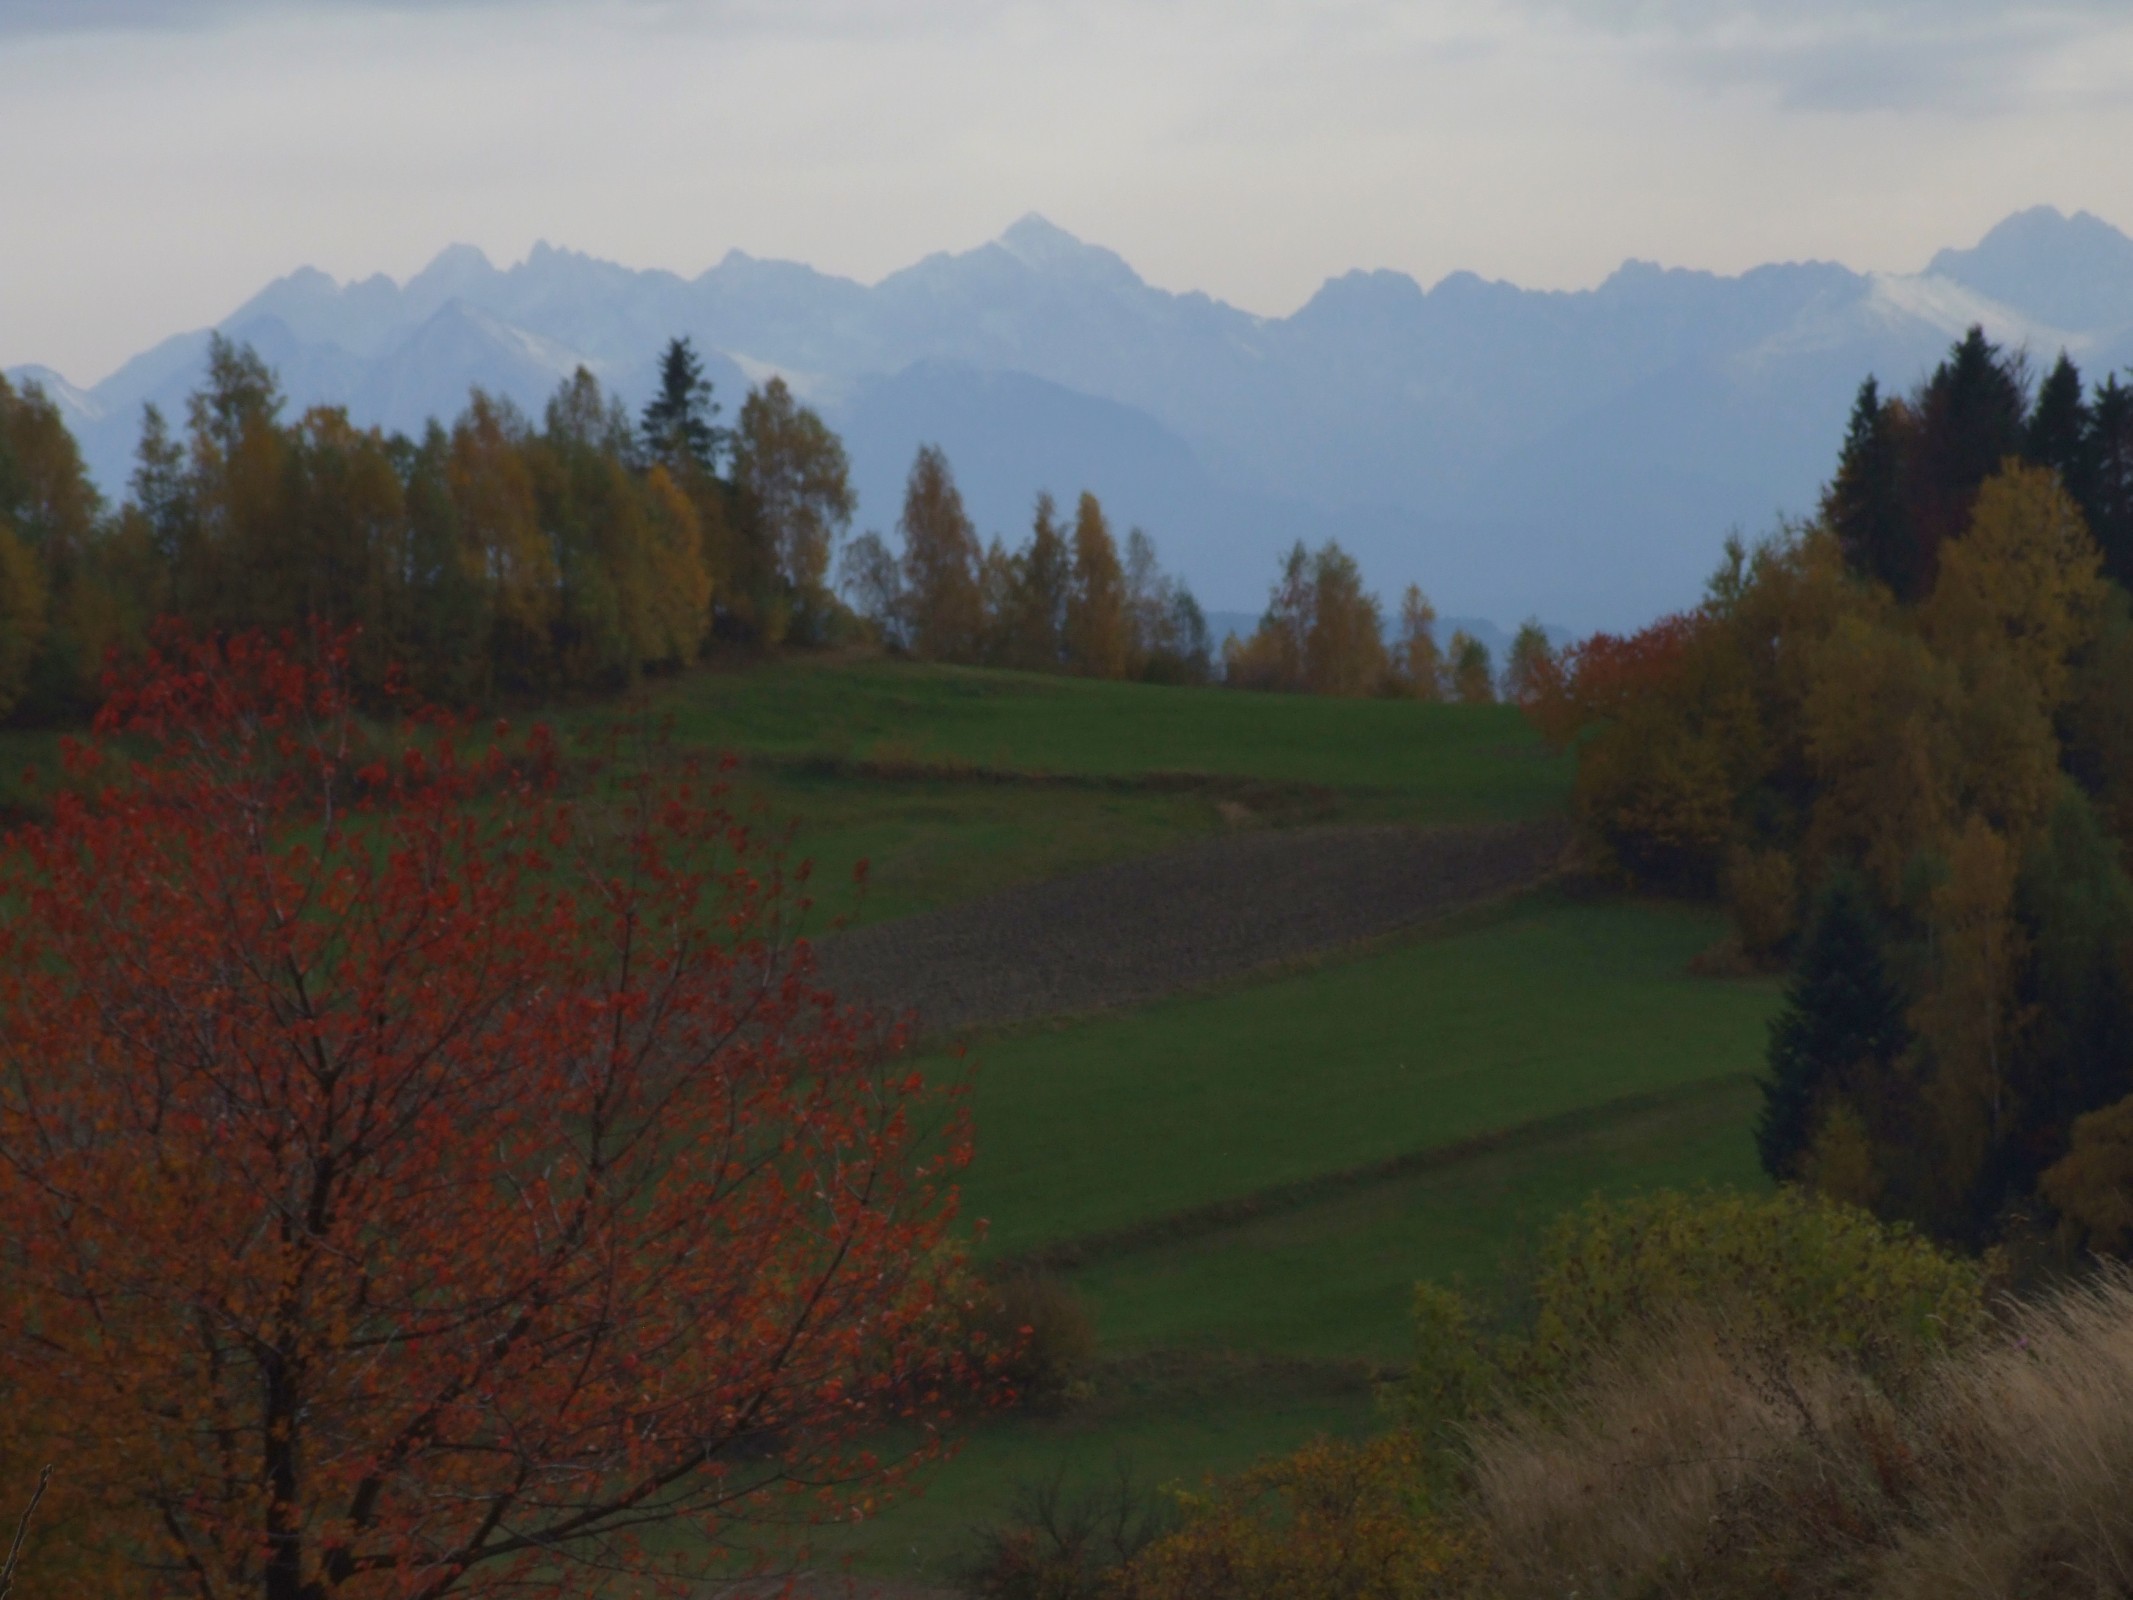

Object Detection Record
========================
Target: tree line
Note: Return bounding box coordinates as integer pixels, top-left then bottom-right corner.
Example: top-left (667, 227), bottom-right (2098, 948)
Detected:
top-left (1523, 326), bottom-right (2133, 1253)
top-left (839, 446), bottom-right (1536, 701)
top-left (0, 334), bottom-right (857, 719)
top-left (4, 336), bottom-right (1513, 721)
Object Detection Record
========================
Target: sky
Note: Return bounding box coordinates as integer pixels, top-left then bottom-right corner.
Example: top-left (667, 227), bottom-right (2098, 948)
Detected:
top-left (4, 0), bottom-right (2132, 385)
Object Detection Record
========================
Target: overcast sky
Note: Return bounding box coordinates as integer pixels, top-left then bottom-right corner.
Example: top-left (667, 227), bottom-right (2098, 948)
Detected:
top-left (4, 0), bottom-right (2131, 384)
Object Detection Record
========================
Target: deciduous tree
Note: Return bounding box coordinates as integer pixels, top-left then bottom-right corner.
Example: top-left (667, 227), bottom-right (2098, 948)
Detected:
top-left (0, 629), bottom-right (971, 1599)
top-left (1390, 584), bottom-right (1442, 701)
top-left (897, 445), bottom-right (984, 662)
top-left (730, 377), bottom-right (854, 632)
top-left (1063, 492), bottom-right (1128, 679)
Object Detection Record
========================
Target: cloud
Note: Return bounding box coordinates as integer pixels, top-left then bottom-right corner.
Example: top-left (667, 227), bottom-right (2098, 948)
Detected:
top-left (1521, 0), bottom-right (2131, 114)
top-left (0, 0), bottom-right (991, 38)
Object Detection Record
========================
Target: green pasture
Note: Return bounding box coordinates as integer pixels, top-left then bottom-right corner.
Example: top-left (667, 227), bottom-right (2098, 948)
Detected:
top-left (956, 893), bottom-right (1777, 1257)
top-left (812, 1064), bottom-right (1768, 1582)
top-left (557, 658), bottom-right (1572, 927)
top-left (642, 657), bottom-right (1569, 817)
top-left (797, 894), bottom-right (1781, 1580)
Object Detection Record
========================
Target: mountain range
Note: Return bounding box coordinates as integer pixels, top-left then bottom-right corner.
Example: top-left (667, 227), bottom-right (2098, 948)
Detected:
top-left (13, 206), bottom-right (2133, 634)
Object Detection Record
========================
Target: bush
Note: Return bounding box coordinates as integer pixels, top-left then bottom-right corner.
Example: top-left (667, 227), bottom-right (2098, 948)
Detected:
top-left (2041, 1092), bottom-right (2133, 1256)
top-left (1391, 1189), bottom-right (1989, 1438)
top-left (958, 1463), bottom-right (1172, 1600)
top-left (1513, 1188), bottom-right (1989, 1390)
top-left (1116, 1434), bottom-right (1477, 1600)
top-left (958, 1269), bottom-right (1099, 1408)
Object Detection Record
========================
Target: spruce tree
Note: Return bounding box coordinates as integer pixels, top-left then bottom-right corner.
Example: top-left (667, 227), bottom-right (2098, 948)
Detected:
top-left (2087, 375), bottom-right (2133, 590)
top-left (2012, 789), bottom-right (2133, 1192)
top-left (1824, 377), bottom-right (1914, 596)
top-left (2026, 352), bottom-right (2092, 501)
top-left (1757, 871), bottom-right (1908, 1181)
top-left (639, 336), bottom-right (725, 477)
top-left (1907, 326), bottom-right (2028, 584)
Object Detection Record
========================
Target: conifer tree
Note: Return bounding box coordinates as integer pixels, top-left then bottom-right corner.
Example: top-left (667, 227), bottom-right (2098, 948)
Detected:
top-left (1824, 377), bottom-right (1915, 596)
top-left (1757, 871), bottom-right (1908, 1181)
top-left (2026, 351), bottom-right (2092, 500)
top-left (640, 336), bottom-right (725, 477)
top-left (2010, 789), bottom-right (2133, 1193)
top-left (1906, 326), bottom-right (2029, 587)
top-left (2086, 375), bottom-right (2133, 589)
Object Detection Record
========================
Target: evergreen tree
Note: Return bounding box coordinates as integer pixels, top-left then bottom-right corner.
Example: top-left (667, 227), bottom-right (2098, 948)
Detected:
top-left (2087, 375), bottom-right (2133, 590)
top-left (2026, 351), bottom-right (2092, 501)
top-left (2009, 789), bottom-right (2133, 1191)
top-left (639, 337), bottom-right (725, 477)
top-left (1906, 326), bottom-right (2028, 586)
top-left (1757, 871), bottom-right (1908, 1181)
top-left (1824, 377), bottom-right (1915, 596)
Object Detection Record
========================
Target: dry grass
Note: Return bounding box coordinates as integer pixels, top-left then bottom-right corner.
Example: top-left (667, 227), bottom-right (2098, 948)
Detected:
top-left (1468, 1270), bottom-right (2133, 1599)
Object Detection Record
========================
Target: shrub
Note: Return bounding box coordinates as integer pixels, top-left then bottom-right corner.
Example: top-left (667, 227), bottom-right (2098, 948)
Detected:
top-left (2041, 1092), bottom-right (2133, 1256)
top-left (959, 1463), bottom-right (1172, 1600)
top-left (958, 1269), bottom-right (1099, 1408)
top-left (1513, 1188), bottom-right (1989, 1391)
top-left (1116, 1433), bottom-right (1477, 1600)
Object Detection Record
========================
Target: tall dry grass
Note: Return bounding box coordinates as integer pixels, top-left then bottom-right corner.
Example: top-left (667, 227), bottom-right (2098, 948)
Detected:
top-left (1468, 1269), bottom-right (2133, 1599)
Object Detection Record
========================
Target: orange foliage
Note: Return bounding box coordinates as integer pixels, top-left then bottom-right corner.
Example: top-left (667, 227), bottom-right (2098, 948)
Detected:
top-left (1517, 612), bottom-right (1700, 749)
top-left (0, 628), bottom-right (972, 1598)
top-left (1118, 1434), bottom-right (1477, 1600)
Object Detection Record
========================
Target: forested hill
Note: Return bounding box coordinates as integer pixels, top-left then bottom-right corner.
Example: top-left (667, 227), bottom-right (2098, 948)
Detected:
top-left (13, 205), bottom-right (2133, 631)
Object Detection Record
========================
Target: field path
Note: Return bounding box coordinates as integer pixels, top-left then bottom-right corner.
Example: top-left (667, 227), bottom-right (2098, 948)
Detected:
top-left (813, 817), bottom-right (1569, 1037)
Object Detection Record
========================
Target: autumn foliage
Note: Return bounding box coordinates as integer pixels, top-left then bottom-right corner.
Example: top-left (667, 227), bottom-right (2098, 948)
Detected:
top-left (0, 628), bottom-right (971, 1598)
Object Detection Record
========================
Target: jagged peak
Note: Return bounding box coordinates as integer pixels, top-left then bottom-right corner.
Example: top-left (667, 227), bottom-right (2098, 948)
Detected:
top-left (991, 213), bottom-right (1141, 285)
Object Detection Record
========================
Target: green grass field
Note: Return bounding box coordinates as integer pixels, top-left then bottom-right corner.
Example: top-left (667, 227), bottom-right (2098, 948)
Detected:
top-left (800, 891), bottom-right (1779, 1580)
top-left (598, 658), bottom-right (1575, 927)
top-left (506, 663), bottom-right (1779, 1580)
top-left (958, 894), bottom-right (1774, 1256)
top-left (4, 655), bottom-right (1785, 1589)
top-left (643, 657), bottom-right (1570, 815)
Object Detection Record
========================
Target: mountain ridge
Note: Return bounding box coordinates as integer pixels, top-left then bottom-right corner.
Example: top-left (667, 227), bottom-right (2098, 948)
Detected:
top-left (12, 207), bottom-right (2133, 632)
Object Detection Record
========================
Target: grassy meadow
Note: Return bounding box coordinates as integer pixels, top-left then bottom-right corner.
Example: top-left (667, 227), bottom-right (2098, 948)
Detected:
top-left (539, 656), bottom-right (1777, 1583)
top-left (612, 656), bottom-right (1573, 926)
top-left (8, 655), bottom-right (1783, 1587)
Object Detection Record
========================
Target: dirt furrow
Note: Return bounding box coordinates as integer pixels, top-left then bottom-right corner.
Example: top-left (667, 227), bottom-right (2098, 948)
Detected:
top-left (812, 816), bottom-right (1570, 1038)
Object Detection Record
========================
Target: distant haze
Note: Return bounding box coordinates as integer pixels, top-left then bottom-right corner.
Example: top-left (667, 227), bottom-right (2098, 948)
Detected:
top-left (4, 0), bottom-right (2133, 385)
top-left (10, 205), bottom-right (2133, 636)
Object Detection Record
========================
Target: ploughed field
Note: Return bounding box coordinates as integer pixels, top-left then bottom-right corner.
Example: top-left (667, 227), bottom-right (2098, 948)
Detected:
top-left (615, 658), bottom-right (1782, 1588)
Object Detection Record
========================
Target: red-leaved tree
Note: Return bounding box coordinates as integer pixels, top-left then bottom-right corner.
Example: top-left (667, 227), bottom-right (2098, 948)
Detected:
top-left (1515, 612), bottom-right (1701, 749)
top-left (0, 629), bottom-right (972, 1599)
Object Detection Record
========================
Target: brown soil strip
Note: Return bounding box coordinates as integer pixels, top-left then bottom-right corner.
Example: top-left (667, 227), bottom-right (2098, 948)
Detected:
top-left (812, 816), bottom-right (1571, 1040)
top-left (1007, 1075), bottom-right (1754, 1273)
